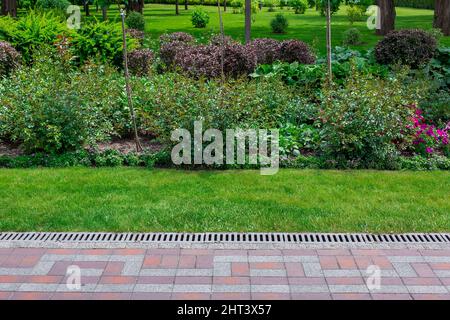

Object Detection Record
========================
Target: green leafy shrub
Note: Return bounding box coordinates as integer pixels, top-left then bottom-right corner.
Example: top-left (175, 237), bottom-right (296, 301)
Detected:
top-left (375, 29), bottom-right (437, 68)
top-left (279, 122), bottom-right (320, 156)
top-left (191, 8), bottom-right (210, 28)
top-left (71, 20), bottom-right (136, 67)
top-left (270, 14), bottom-right (289, 34)
top-left (126, 11), bottom-right (146, 31)
top-left (319, 69), bottom-right (423, 168)
top-left (290, 0), bottom-right (307, 14)
top-left (133, 73), bottom-right (302, 141)
top-left (343, 28), bottom-right (362, 45)
top-left (0, 11), bottom-right (70, 63)
top-left (0, 53), bottom-right (128, 153)
top-left (231, 0), bottom-right (244, 13)
top-left (0, 41), bottom-right (21, 77)
top-left (346, 5), bottom-right (366, 24)
top-left (35, 0), bottom-right (70, 10)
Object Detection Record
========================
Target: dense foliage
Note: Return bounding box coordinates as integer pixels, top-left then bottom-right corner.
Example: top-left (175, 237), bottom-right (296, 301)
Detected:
top-left (375, 29), bottom-right (437, 68)
top-left (0, 41), bottom-right (21, 77)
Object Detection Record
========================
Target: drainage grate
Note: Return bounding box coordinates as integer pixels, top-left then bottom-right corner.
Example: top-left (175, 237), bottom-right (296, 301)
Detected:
top-left (0, 232), bottom-right (450, 244)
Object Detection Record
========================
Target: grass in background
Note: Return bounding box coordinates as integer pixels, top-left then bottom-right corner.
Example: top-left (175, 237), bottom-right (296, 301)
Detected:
top-left (88, 5), bottom-right (450, 53)
top-left (0, 168), bottom-right (448, 233)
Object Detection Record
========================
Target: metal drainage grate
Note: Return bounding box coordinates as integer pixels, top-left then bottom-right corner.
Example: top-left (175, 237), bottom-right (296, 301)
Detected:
top-left (0, 232), bottom-right (450, 244)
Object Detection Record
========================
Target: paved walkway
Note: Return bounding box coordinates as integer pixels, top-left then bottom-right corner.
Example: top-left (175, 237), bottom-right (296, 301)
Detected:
top-left (1, 245), bottom-right (450, 300)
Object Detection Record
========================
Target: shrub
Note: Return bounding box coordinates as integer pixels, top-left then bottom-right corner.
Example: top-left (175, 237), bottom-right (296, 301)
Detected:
top-left (279, 40), bottom-right (315, 64)
top-left (248, 38), bottom-right (281, 65)
top-left (374, 29), bottom-right (437, 68)
top-left (0, 41), bottom-right (21, 77)
top-left (0, 11), bottom-right (69, 63)
top-left (134, 73), bottom-right (301, 141)
top-left (290, 0), bottom-right (307, 14)
top-left (346, 5), bottom-right (365, 24)
top-left (209, 34), bottom-right (236, 46)
top-left (231, 0), bottom-right (243, 13)
top-left (319, 69), bottom-right (423, 168)
top-left (159, 32), bottom-right (195, 67)
top-left (35, 0), bottom-right (70, 10)
top-left (191, 7), bottom-right (210, 28)
top-left (343, 28), bottom-right (362, 45)
top-left (0, 54), bottom-right (127, 153)
top-left (128, 49), bottom-right (154, 76)
top-left (270, 14), bottom-right (289, 34)
top-left (126, 11), bottom-right (145, 31)
top-left (174, 42), bottom-right (257, 78)
top-left (71, 20), bottom-right (136, 67)
top-left (126, 28), bottom-right (145, 43)
top-left (159, 32), bottom-right (195, 45)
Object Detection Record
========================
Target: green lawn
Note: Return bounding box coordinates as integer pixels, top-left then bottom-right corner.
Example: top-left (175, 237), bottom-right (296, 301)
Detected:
top-left (91, 4), bottom-right (450, 53)
top-left (1, 168), bottom-right (449, 233)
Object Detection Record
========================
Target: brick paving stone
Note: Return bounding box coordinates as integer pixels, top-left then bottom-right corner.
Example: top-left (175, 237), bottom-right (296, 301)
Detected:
top-left (2, 245), bottom-right (450, 300)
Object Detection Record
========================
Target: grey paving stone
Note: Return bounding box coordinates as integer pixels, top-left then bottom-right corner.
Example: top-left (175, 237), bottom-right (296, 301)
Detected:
top-left (283, 256), bottom-right (319, 263)
top-left (30, 261), bottom-right (55, 275)
top-left (303, 263), bottom-right (324, 277)
top-left (368, 285), bottom-right (410, 294)
top-left (122, 259), bottom-right (144, 276)
top-left (176, 269), bottom-right (213, 277)
top-left (212, 285), bottom-right (250, 293)
top-left (250, 269), bottom-right (286, 277)
top-left (110, 255), bottom-right (145, 262)
top-left (56, 283), bottom-right (97, 292)
top-left (323, 270), bottom-right (361, 277)
top-left (80, 269), bottom-right (104, 277)
top-left (41, 254), bottom-right (77, 262)
top-left (248, 256), bottom-right (284, 263)
top-left (423, 256), bottom-right (450, 263)
top-left (290, 285), bottom-right (329, 293)
top-left (214, 256), bottom-right (248, 263)
top-left (251, 285), bottom-right (290, 293)
top-left (388, 256), bottom-right (425, 263)
top-left (172, 284), bottom-right (212, 293)
top-left (140, 269), bottom-right (177, 277)
top-left (329, 285), bottom-right (369, 293)
top-left (134, 284), bottom-right (173, 293)
top-left (0, 283), bottom-right (20, 291)
top-left (74, 255), bottom-right (111, 262)
top-left (18, 283), bottom-right (60, 292)
top-left (0, 268), bottom-right (31, 276)
top-left (392, 262), bottom-right (417, 277)
top-left (94, 284), bottom-right (135, 293)
top-left (213, 262), bottom-right (231, 277)
top-left (407, 286), bottom-right (448, 294)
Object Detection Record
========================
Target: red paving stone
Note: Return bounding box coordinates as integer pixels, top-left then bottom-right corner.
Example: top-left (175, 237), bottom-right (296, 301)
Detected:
top-left (0, 245), bottom-right (449, 300)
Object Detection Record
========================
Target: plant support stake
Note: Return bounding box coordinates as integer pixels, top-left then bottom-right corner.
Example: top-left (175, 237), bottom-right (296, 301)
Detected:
top-left (326, 0), bottom-right (332, 83)
top-left (120, 9), bottom-right (143, 152)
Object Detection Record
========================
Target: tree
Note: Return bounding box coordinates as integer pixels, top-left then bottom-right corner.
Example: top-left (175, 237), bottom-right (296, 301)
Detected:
top-left (244, 0), bottom-right (251, 43)
top-left (83, 0), bottom-right (90, 16)
top-left (434, 0), bottom-right (450, 36)
top-left (185, 0), bottom-right (188, 10)
top-left (375, 0), bottom-right (396, 36)
top-left (176, 0), bottom-right (179, 15)
top-left (128, 0), bottom-right (144, 13)
top-left (1, 0), bottom-right (17, 17)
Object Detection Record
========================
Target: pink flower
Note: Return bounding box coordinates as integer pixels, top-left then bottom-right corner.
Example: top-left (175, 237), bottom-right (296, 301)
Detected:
top-left (426, 147), bottom-right (433, 154)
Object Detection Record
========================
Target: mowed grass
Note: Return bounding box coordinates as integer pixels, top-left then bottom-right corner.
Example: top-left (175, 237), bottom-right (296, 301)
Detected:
top-left (90, 5), bottom-right (450, 53)
top-left (0, 168), bottom-right (449, 233)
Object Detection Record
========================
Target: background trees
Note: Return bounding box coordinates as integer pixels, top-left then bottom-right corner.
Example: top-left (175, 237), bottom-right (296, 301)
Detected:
top-left (1, 0), bottom-right (17, 17)
top-left (434, 0), bottom-right (449, 36)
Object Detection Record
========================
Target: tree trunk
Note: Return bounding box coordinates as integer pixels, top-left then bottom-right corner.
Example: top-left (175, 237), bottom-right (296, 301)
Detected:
top-left (434, 0), bottom-right (450, 36)
top-left (224, 0), bottom-right (227, 12)
top-left (375, 0), bottom-right (396, 36)
top-left (185, 0), bottom-right (188, 10)
top-left (176, 0), bottom-right (179, 15)
top-left (101, 6), bottom-right (108, 21)
top-left (129, 0), bottom-right (144, 13)
top-left (245, 0), bottom-right (251, 43)
top-left (84, 0), bottom-right (90, 16)
top-left (1, 0), bottom-right (17, 17)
